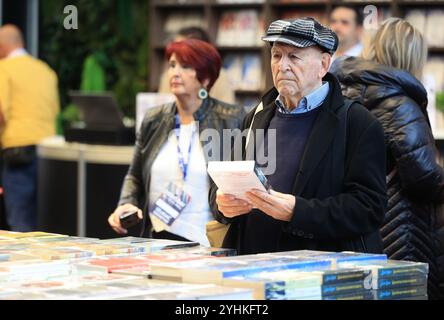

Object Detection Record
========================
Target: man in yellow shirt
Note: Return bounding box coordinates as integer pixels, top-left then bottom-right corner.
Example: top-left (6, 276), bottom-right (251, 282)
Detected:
top-left (0, 25), bottom-right (60, 231)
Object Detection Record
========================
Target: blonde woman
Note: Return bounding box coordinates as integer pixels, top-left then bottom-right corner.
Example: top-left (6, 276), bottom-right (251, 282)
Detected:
top-left (332, 18), bottom-right (444, 300)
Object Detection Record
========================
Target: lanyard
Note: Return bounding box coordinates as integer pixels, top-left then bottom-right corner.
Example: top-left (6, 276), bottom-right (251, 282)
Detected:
top-left (174, 115), bottom-right (196, 182)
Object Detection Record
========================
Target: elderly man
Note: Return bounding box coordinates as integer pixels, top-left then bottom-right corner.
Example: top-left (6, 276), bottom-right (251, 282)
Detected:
top-left (209, 17), bottom-right (387, 255)
top-left (0, 25), bottom-right (60, 231)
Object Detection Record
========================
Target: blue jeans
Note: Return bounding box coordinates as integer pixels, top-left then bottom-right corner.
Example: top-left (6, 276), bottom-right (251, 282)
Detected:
top-left (3, 157), bottom-right (37, 232)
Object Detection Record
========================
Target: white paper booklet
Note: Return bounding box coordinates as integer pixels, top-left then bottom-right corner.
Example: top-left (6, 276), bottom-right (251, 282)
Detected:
top-left (207, 161), bottom-right (270, 201)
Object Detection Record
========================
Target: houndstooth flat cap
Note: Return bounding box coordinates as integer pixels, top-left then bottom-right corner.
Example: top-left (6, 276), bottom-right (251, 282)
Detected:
top-left (262, 17), bottom-right (339, 55)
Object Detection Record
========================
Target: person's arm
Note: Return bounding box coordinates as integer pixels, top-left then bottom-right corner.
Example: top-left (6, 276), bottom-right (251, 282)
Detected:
top-left (109, 112), bottom-right (156, 234)
top-left (246, 106), bottom-right (387, 240)
top-left (385, 98), bottom-right (444, 203)
top-left (118, 115), bottom-right (151, 207)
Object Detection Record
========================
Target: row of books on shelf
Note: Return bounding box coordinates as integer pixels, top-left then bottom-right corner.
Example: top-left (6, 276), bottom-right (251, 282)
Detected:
top-left (163, 10), bottom-right (325, 47)
top-left (163, 7), bottom-right (397, 48)
top-left (406, 9), bottom-right (444, 48)
top-left (0, 230), bottom-right (429, 300)
top-left (158, 0), bottom-right (444, 4)
top-left (216, 0), bottom-right (265, 4)
top-left (163, 10), bottom-right (264, 47)
top-left (223, 53), bottom-right (263, 91)
top-left (217, 10), bottom-right (264, 46)
top-left (157, 0), bottom-right (444, 4)
top-left (423, 58), bottom-right (444, 134)
top-left (163, 0), bottom-right (265, 3)
top-left (163, 13), bottom-right (205, 44)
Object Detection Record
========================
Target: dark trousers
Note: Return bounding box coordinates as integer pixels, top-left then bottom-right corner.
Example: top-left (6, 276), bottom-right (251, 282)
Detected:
top-left (2, 148), bottom-right (37, 232)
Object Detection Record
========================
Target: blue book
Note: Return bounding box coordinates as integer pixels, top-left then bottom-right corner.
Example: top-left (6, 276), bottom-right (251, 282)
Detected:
top-left (343, 260), bottom-right (429, 279)
top-left (323, 290), bottom-right (373, 300)
top-left (372, 285), bottom-right (428, 300)
top-left (0, 253), bottom-right (10, 261)
top-left (223, 271), bottom-right (323, 300)
top-left (181, 257), bottom-right (332, 284)
top-left (322, 281), bottom-right (367, 296)
top-left (269, 250), bottom-right (387, 266)
top-left (374, 275), bottom-right (427, 290)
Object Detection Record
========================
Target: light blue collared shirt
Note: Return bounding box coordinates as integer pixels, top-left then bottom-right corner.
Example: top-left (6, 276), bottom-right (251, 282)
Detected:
top-left (275, 82), bottom-right (330, 114)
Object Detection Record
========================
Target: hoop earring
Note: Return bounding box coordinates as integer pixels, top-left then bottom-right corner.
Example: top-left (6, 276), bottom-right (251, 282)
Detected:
top-left (198, 88), bottom-right (208, 100)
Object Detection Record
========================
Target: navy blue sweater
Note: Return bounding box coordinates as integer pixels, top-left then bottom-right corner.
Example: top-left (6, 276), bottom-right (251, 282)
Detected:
top-left (242, 107), bottom-right (321, 254)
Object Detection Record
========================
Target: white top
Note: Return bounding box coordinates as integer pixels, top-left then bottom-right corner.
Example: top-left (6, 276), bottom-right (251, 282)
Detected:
top-left (7, 48), bottom-right (27, 59)
top-left (331, 42), bottom-right (363, 64)
top-left (148, 122), bottom-right (212, 246)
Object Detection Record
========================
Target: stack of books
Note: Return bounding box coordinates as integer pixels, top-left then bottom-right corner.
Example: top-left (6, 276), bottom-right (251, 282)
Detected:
top-left (0, 230), bottom-right (429, 300)
top-left (338, 260), bottom-right (429, 300)
top-left (218, 251), bottom-right (428, 300)
top-left (0, 259), bottom-right (72, 283)
top-left (0, 275), bottom-right (253, 300)
top-left (147, 253), bottom-right (332, 284)
top-left (97, 236), bottom-right (200, 254)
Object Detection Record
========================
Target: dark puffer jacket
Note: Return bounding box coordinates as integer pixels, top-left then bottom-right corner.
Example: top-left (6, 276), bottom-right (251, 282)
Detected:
top-left (332, 57), bottom-right (444, 300)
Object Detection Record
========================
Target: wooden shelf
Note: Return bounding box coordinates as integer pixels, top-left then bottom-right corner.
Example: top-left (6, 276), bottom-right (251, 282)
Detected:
top-left (398, 1), bottom-right (444, 6)
top-left (217, 46), bottom-right (264, 51)
top-left (153, 2), bottom-right (205, 9)
top-left (270, 0), bottom-right (328, 8)
top-left (153, 44), bottom-right (166, 50)
top-left (333, 0), bottom-right (392, 5)
top-left (212, 2), bottom-right (264, 9)
top-left (154, 45), bottom-right (263, 51)
top-left (429, 47), bottom-right (444, 54)
top-left (235, 89), bottom-right (264, 95)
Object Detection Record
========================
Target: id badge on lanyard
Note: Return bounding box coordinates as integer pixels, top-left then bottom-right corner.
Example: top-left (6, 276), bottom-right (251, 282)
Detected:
top-left (150, 115), bottom-right (196, 227)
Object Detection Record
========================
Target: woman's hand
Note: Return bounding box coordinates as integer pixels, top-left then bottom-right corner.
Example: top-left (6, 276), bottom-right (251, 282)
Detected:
top-left (108, 203), bottom-right (143, 235)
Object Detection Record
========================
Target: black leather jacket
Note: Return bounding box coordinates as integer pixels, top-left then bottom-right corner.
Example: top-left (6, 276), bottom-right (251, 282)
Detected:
top-left (333, 57), bottom-right (444, 300)
top-left (118, 97), bottom-right (245, 235)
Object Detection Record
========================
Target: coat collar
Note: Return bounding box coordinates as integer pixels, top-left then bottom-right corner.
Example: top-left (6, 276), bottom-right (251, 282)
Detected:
top-left (167, 98), bottom-right (212, 130)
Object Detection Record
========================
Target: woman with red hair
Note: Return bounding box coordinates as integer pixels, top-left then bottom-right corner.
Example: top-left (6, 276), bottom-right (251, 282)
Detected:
top-left (108, 39), bottom-right (245, 245)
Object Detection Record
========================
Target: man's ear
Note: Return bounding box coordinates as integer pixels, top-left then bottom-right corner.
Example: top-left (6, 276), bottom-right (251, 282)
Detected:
top-left (319, 53), bottom-right (331, 78)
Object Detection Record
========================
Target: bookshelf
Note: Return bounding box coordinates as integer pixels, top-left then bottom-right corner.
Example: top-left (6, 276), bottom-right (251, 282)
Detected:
top-left (148, 0), bottom-right (444, 109)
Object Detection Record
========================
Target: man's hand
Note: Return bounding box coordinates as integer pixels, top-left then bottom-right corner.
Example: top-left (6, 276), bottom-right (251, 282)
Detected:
top-left (215, 190), bottom-right (253, 218)
top-left (246, 189), bottom-right (296, 222)
top-left (108, 203), bottom-right (143, 235)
